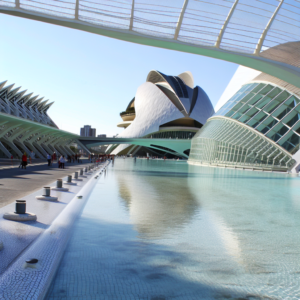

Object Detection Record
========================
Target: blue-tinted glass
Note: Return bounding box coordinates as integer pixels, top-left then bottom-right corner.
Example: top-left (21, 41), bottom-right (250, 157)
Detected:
top-left (286, 113), bottom-right (300, 127)
top-left (281, 133), bottom-right (300, 153)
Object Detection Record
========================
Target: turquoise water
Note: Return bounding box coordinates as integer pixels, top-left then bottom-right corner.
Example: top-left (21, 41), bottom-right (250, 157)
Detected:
top-left (46, 159), bottom-right (300, 299)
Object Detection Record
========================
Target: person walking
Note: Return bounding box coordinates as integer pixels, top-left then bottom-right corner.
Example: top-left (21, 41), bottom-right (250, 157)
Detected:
top-left (21, 152), bottom-right (27, 169)
top-left (47, 153), bottom-right (51, 166)
top-left (52, 152), bottom-right (56, 164)
top-left (59, 155), bottom-right (66, 169)
top-left (30, 151), bottom-right (35, 163)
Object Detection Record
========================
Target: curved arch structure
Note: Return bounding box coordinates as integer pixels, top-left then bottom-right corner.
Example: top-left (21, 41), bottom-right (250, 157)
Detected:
top-left (79, 136), bottom-right (191, 158)
top-left (0, 2), bottom-right (300, 88)
top-left (189, 116), bottom-right (296, 172)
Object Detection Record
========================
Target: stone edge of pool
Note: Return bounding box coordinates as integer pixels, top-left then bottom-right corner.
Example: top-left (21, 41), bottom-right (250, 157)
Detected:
top-left (0, 161), bottom-right (110, 300)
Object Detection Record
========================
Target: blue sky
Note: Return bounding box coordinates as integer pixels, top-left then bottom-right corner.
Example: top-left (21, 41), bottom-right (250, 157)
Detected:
top-left (1, 13), bottom-right (238, 136)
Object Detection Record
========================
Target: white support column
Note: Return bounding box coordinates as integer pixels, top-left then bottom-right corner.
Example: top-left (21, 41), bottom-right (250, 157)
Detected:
top-left (129, 0), bottom-right (135, 30)
top-left (14, 140), bottom-right (31, 156)
top-left (40, 143), bottom-right (53, 156)
top-left (254, 0), bottom-right (284, 55)
top-left (25, 141), bottom-right (45, 159)
top-left (76, 139), bottom-right (91, 154)
top-left (215, 0), bottom-right (239, 48)
top-left (0, 140), bottom-right (12, 158)
top-left (33, 141), bottom-right (48, 157)
top-left (174, 0), bottom-right (189, 40)
top-left (75, 0), bottom-right (79, 20)
top-left (1, 137), bottom-right (23, 157)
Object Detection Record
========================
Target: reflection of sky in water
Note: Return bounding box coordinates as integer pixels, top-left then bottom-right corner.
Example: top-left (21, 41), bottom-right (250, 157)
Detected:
top-left (47, 159), bottom-right (300, 299)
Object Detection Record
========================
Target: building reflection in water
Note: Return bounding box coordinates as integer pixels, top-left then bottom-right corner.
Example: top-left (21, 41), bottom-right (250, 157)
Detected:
top-left (116, 159), bottom-right (300, 278)
top-left (116, 163), bottom-right (242, 268)
top-left (116, 169), bottom-right (199, 238)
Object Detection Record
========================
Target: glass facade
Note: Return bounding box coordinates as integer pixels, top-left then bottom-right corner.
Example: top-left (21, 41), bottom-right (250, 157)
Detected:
top-left (215, 83), bottom-right (300, 155)
top-left (189, 82), bottom-right (300, 171)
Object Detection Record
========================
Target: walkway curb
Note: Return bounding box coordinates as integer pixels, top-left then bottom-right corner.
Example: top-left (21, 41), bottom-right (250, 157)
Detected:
top-left (0, 161), bottom-right (110, 299)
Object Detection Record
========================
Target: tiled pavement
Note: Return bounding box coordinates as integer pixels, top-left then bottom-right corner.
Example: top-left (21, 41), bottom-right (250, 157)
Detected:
top-left (0, 162), bottom-right (110, 300)
top-left (0, 159), bottom-right (93, 208)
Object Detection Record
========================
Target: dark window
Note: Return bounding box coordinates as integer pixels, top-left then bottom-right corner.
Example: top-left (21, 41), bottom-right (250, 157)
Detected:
top-left (175, 77), bottom-right (189, 98)
top-left (170, 77), bottom-right (183, 98)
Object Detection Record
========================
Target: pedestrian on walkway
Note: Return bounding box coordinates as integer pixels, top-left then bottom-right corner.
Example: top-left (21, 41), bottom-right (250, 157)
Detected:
top-left (10, 154), bottom-right (13, 166)
top-left (59, 155), bottom-right (66, 169)
top-left (30, 151), bottom-right (35, 164)
top-left (47, 153), bottom-right (51, 166)
top-left (75, 154), bottom-right (78, 162)
top-left (21, 152), bottom-right (27, 169)
top-left (52, 152), bottom-right (56, 164)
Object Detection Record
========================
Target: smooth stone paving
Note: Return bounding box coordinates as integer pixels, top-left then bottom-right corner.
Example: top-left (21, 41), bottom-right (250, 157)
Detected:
top-left (0, 164), bottom-right (109, 300)
top-left (0, 162), bottom-right (101, 276)
top-left (0, 159), bottom-right (92, 209)
top-left (47, 159), bottom-right (300, 300)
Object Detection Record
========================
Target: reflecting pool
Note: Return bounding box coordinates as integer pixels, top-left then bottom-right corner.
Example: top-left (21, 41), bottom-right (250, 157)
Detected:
top-left (46, 159), bottom-right (300, 299)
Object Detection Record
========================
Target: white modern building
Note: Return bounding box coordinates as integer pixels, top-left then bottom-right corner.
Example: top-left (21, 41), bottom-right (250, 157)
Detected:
top-left (108, 70), bottom-right (214, 157)
top-left (0, 80), bottom-right (79, 159)
top-left (189, 43), bottom-right (300, 173)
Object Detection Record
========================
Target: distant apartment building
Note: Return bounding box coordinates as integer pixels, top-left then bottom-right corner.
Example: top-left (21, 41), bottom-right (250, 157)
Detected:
top-left (97, 134), bottom-right (106, 138)
top-left (80, 125), bottom-right (96, 137)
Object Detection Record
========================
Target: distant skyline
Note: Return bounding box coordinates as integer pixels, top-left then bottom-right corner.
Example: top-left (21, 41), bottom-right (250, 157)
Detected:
top-left (1, 13), bottom-right (238, 136)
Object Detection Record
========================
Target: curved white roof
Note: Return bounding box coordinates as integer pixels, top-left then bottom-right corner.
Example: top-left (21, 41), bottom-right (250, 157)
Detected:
top-left (178, 71), bottom-right (194, 89)
top-left (1, 1), bottom-right (300, 88)
top-left (111, 70), bottom-right (214, 155)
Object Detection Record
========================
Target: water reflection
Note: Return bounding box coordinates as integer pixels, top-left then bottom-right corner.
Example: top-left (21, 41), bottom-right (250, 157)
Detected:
top-left (47, 159), bottom-right (300, 299)
top-left (186, 164), bottom-right (300, 279)
top-left (116, 168), bottom-right (199, 238)
top-left (115, 160), bottom-right (243, 268)
top-left (116, 160), bottom-right (300, 283)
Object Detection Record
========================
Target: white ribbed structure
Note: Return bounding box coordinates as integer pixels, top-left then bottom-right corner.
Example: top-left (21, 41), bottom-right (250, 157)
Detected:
top-left (1, 0), bottom-right (299, 54)
top-left (0, 80), bottom-right (56, 127)
top-left (1, 1), bottom-right (300, 89)
top-left (0, 80), bottom-right (77, 159)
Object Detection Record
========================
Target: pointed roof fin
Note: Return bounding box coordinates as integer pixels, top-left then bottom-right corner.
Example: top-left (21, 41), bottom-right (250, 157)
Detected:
top-left (0, 81), bottom-right (7, 90)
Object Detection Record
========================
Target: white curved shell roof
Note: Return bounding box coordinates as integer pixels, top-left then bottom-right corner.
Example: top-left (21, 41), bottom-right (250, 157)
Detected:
top-left (111, 70), bottom-right (214, 154)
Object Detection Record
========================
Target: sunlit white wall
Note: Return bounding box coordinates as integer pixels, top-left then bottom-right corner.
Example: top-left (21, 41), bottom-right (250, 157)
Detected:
top-left (214, 66), bottom-right (261, 112)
